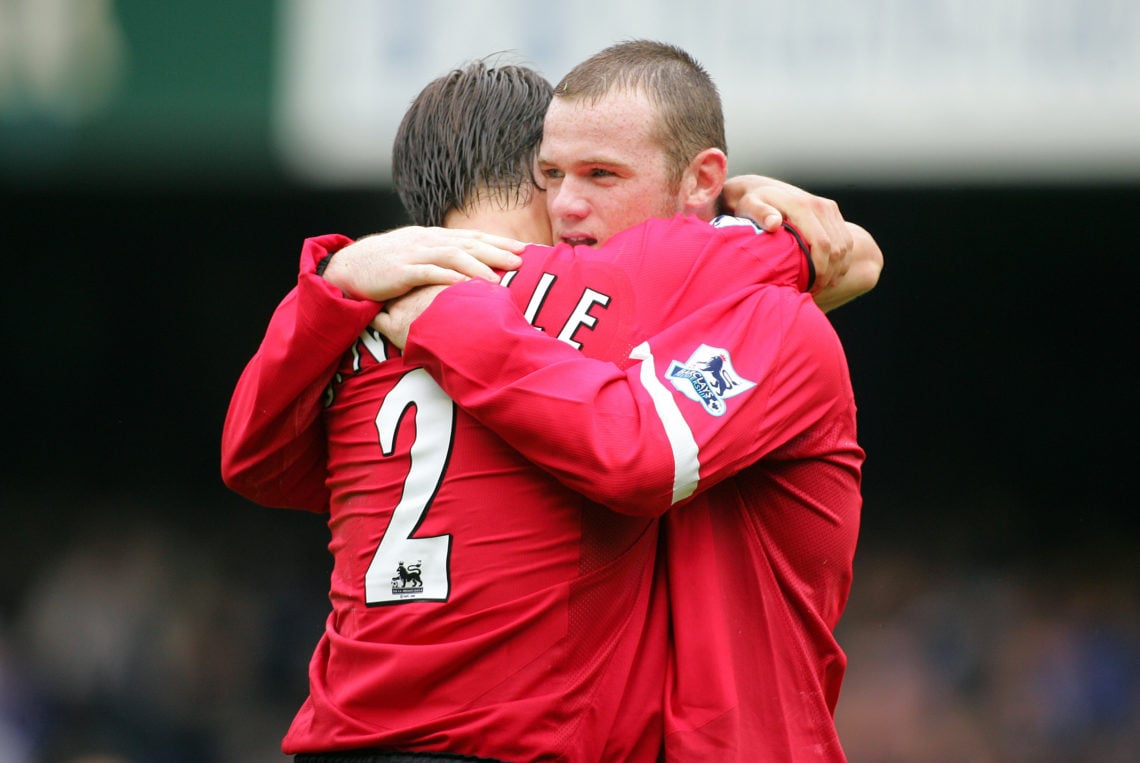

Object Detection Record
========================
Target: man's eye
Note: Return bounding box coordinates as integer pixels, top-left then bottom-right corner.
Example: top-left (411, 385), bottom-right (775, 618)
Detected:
top-left (542, 168), bottom-right (563, 180)
top-left (590, 168), bottom-right (615, 178)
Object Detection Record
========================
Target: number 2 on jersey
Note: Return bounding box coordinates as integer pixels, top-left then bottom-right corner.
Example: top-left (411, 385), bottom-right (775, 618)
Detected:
top-left (364, 368), bottom-right (453, 605)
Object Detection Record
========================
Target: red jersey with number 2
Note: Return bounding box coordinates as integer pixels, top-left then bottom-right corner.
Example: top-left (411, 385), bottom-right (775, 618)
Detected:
top-left (283, 214), bottom-right (849, 762)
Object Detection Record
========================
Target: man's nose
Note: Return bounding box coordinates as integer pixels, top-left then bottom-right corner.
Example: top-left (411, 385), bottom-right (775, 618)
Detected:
top-left (549, 177), bottom-right (589, 220)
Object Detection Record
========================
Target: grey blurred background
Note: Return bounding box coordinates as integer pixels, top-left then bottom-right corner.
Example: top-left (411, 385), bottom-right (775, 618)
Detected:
top-left (1, 1), bottom-right (1137, 761)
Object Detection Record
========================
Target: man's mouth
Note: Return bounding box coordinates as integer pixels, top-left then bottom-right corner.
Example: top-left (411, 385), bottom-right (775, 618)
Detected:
top-left (561, 235), bottom-right (598, 247)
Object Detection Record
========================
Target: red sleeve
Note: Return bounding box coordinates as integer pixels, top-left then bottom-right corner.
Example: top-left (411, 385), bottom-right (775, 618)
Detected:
top-left (708, 214), bottom-right (813, 293)
top-left (220, 234), bottom-right (379, 511)
top-left (401, 278), bottom-right (847, 517)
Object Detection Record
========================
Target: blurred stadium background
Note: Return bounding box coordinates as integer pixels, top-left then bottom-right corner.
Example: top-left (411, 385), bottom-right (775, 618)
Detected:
top-left (1, 1), bottom-right (1137, 761)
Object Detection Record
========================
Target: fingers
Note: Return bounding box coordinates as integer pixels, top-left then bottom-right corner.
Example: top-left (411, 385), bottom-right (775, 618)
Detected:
top-left (448, 240), bottom-right (524, 280)
top-left (370, 310), bottom-right (407, 351)
top-left (370, 284), bottom-right (444, 351)
top-left (729, 189), bottom-right (783, 231)
top-left (411, 227), bottom-right (524, 280)
top-left (794, 196), bottom-right (853, 292)
top-left (754, 202), bottom-right (784, 232)
top-left (721, 177), bottom-right (857, 293)
top-left (410, 245), bottom-right (513, 286)
top-left (398, 263), bottom-right (474, 289)
top-left (331, 227), bottom-right (525, 301)
top-left (370, 310), bottom-right (392, 333)
top-left (427, 227), bottom-right (527, 253)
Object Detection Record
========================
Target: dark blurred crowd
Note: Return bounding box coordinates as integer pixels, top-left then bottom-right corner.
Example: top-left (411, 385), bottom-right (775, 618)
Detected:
top-left (836, 553), bottom-right (1140, 761)
top-left (2, 500), bottom-right (1136, 762)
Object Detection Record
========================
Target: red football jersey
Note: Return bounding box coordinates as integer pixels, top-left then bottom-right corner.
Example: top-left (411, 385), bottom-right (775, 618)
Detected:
top-left (403, 215), bottom-right (863, 761)
top-left (222, 234), bottom-right (375, 513)
top-left (284, 325), bottom-right (666, 761)
top-left (222, 215), bottom-right (816, 760)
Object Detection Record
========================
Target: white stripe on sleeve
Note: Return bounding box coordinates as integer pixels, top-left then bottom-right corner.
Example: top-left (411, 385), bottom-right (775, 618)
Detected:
top-left (629, 341), bottom-right (701, 504)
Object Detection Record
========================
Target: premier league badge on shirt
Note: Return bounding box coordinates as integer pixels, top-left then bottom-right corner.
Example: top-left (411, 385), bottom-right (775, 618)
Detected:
top-left (391, 561), bottom-right (425, 595)
top-left (666, 344), bottom-right (755, 416)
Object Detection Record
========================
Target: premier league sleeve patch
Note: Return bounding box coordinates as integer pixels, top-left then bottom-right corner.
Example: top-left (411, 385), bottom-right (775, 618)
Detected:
top-left (666, 344), bottom-right (756, 416)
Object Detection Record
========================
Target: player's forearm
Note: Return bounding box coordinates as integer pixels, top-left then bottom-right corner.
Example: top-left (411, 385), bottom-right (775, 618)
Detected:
top-left (221, 235), bottom-right (380, 511)
top-left (403, 282), bottom-right (681, 517)
top-left (221, 365), bottom-right (331, 511)
top-left (813, 224), bottom-right (883, 313)
top-left (221, 284), bottom-right (338, 511)
top-left (404, 281), bottom-right (848, 517)
top-left (221, 331), bottom-right (332, 511)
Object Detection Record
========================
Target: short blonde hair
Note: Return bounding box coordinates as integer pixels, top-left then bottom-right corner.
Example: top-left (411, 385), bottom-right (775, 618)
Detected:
top-left (554, 40), bottom-right (726, 187)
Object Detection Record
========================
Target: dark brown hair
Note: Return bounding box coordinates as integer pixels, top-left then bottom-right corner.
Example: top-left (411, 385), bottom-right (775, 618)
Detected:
top-left (393, 58), bottom-right (553, 226)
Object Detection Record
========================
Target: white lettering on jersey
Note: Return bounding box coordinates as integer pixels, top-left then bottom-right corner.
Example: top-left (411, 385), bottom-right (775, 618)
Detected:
top-left (327, 327), bottom-right (390, 408)
top-left (509, 271), bottom-right (613, 345)
top-left (365, 368), bottom-right (454, 604)
top-left (355, 326), bottom-right (389, 370)
top-left (556, 288), bottom-right (611, 350)
top-left (522, 272), bottom-right (557, 329)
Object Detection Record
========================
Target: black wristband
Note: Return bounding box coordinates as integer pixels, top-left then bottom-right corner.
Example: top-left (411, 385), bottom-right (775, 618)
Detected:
top-left (315, 251), bottom-right (335, 276)
top-left (782, 222), bottom-right (815, 291)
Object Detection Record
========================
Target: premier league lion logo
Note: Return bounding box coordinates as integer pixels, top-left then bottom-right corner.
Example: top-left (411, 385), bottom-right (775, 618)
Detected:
top-left (666, 344), bottom-right (755, 416)
top-left (392, 561), bottom-right (424, 591)
top-left (698, 353), bottom-right (739, 396)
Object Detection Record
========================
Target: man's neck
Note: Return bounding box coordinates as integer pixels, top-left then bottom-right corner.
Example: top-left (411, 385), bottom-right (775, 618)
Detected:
top-left (443, 203), bottom-right (549, 245)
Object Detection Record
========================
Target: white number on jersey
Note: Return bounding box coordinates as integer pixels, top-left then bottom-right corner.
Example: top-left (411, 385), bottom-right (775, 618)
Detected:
top-left (364, 368), bottom-right (453, 605)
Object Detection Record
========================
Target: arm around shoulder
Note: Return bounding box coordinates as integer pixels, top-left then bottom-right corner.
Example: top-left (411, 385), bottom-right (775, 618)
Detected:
top-left (221, 235), bottom-right (379, 512)
top-left (813, 223), bottom-right (883, 313)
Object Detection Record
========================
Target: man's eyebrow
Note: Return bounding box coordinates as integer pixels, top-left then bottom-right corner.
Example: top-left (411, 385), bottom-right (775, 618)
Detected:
top-left (543, 154), bottom-right (629, 170)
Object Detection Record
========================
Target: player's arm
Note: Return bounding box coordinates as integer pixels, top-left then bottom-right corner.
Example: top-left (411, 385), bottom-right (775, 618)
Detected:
top-left (221, 235), bottom-right (378, 511)
top-left (322, 226), bottom-right (524, 300)
top-left (395, 280), bottom-right (848, 518)
top-left (722, 174), bottom-right (883, 311)
top-left (221, 229), bottom-right (525, 510)
top-left (812, 223), bottom-right (882, 312)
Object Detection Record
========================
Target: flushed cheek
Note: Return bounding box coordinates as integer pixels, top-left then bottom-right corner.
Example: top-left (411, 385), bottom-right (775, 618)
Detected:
top-left (602, 195), bottom-right (662, 232)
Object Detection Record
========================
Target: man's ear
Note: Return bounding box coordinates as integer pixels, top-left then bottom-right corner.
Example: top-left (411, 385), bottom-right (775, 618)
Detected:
top-left (680, 148), bottom-right (728, 215)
